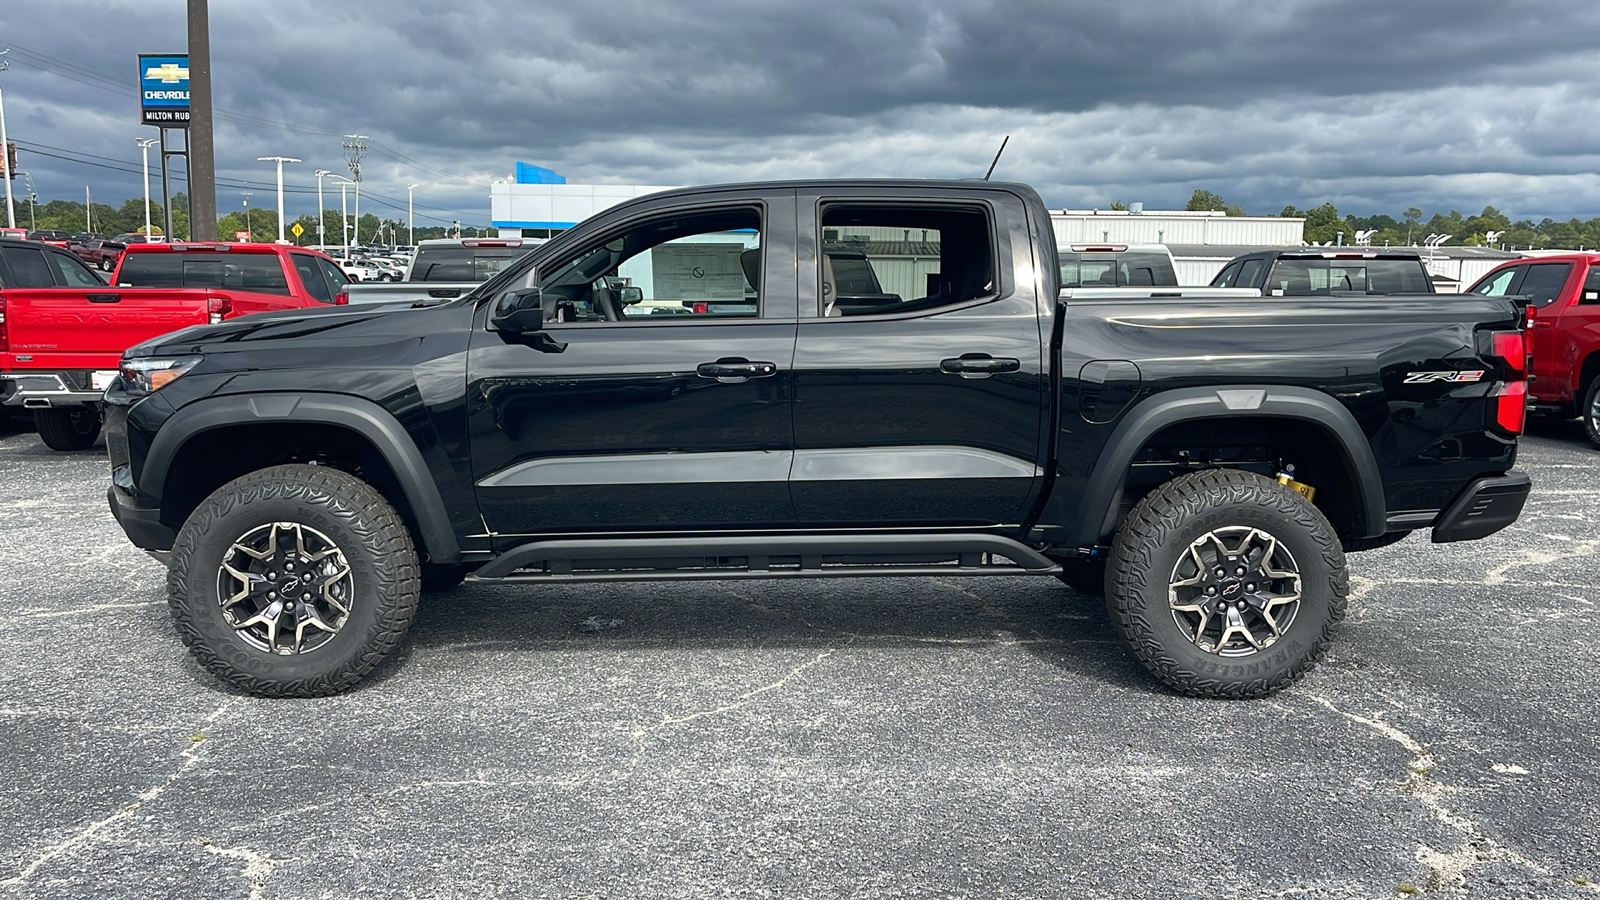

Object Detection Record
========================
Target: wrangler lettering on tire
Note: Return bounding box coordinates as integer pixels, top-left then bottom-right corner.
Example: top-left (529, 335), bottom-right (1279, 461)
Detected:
top-left (1105, 469), bottom-right (1348, 699)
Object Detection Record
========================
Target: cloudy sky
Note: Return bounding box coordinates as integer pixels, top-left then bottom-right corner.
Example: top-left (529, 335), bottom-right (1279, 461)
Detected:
top-left (3, 0), bottom-right (1600, 228)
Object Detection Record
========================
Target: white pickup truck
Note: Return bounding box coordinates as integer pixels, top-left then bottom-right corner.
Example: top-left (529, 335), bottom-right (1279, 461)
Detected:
top-left (343, 237), bottom-right (543, 305)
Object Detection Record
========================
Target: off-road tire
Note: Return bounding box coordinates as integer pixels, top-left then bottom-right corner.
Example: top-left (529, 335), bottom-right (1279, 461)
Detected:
top-left (1342, 530), bottom-right (1412, 553)
top-left (1105, 469), bottom-right (1348, 699)
top-left (34, 406), bottom-right (102, 451)
top-left (167, 464), bottom-right (420, 697)
top-left (1054, 558), bottom-right (1106, 596)
top-left (1583, 377), bottom-right (1600, 450)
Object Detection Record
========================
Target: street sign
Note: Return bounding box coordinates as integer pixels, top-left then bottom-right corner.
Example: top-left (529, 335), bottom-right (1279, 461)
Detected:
top-left (138, 54), bottom-right (191, 127)
top-left (291, 222), bottom-right (304, 238)
top-left (234, 231), bottom-right (250, 241)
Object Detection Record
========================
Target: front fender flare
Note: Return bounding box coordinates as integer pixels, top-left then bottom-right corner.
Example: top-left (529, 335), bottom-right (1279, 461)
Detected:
top-left (141, 392), bottom-right (460, 563)
top-left (1065, 385), bottom-right (1387, 547)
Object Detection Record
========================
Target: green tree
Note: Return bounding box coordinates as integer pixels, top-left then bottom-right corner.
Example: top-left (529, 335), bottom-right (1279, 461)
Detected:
top-left (1187, 190), bottom-right (1227, 212)
top-left (1403, 207), bottom-right (1422, 245)
top-left (1301, 202), bottom-right (1352, 244)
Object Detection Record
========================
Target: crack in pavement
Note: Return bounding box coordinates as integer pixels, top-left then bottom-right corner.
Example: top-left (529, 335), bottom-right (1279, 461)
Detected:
top-left (625, 638), bottom-right (856, 776)
top-left (1303, 695), bottom-right (1594, 894)
top-left (199, 838), bottom-right (285, 900)
top-left (0, 700), bottom-right (236, 889)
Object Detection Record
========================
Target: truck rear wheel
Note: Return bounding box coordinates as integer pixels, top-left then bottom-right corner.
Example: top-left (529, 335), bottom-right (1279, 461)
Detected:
top-left (1105, 469), bottom-right (1348, 699)
top-left (34, 406), bottom-right (102, 451)
top-left (1583, 378), bottom-right (1600, 449)
top-left (167, 464), bottom-right (421, 697)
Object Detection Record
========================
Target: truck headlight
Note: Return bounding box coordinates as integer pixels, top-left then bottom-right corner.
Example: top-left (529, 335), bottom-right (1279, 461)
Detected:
top-left (117, 356), bottom-right (202, 397)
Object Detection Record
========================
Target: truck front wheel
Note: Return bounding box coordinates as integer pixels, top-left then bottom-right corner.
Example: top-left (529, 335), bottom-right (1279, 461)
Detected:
top-left (34, 406), bottom-right (102, 451)
top-left (1583, 378), bottom-right (1600, 449)
top-left (166, 464), bottom-right (421, 697)
top-left (1105, 469), bottom-right (1348, 699)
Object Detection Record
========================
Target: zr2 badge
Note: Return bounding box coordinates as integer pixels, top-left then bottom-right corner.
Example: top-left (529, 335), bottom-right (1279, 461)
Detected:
top-left (1403, 370), bottom-right (1485, 384)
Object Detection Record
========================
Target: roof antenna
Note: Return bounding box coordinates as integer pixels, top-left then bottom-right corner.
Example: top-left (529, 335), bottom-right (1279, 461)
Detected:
top-left (983, 135), bottom-right (1010, 181)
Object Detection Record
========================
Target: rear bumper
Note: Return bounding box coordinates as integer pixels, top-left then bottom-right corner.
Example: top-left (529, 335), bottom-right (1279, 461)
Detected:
top-left (1431, 471), bottom-right (1531, 543)
top-left (0, 372), bottom-right (104, 408)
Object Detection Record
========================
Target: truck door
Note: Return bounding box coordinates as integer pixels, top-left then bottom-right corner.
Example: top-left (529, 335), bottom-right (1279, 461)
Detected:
top-left (1511, 262), bottom-right (1576, 399)
top-left (788, 188), bottom-right (1048, 528)
top-left (465, 191), bottom-right (800, 536)
top-left (1558, 264), bottom-right (1600, 404)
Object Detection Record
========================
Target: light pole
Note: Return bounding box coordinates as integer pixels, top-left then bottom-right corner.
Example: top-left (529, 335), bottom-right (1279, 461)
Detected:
top-left (241, 191), bottom-right (252, 240)
top-left (257, 156), bottom-right (300, 243)
top-left (313, 169), bottom-right (329, 248)
top-left (136, 138), bottom-right (158, 238)
top-left (330, 176), bottom-right (353, 253)
top-left (0, 49), bottom-right (15, 229)
top-left (20, 171), bottom-right (35, 230)
top-left (406, 183), bottom-right (418, 247)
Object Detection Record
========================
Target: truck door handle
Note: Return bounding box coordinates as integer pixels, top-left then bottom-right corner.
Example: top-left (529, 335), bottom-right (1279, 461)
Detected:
top-left (940, 354), bottom-right (1020, 378)
top-left (86, 293), bottom-right (121, 303)
top-left (697, 358), bottom-right (778, 383)
top-left (1528, 320), bottom-right (1554, 329)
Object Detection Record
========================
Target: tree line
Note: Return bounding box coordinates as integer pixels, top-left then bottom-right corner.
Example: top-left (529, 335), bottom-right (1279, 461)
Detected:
top-left (12, 194), bottom-right (481, 244)
top-left (1180, 190), bottom-right (1599, 250)
top-left (18, 190), bottom-right (1600, 251)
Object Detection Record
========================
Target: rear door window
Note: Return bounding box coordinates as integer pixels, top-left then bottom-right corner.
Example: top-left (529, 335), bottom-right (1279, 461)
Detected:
top-left (316, 258), bottom-right (351, 300)
top-left (1210, 261), bottom-right (1243, 287)
top-left (1516, 263), bottom-right (1572, 307)
top-left (1235, 258), bottom-right (1264, 287)
top-left (1581, 266), bottom-right (1600, 304)
top-left (411, 246), bottom-right (537, 282)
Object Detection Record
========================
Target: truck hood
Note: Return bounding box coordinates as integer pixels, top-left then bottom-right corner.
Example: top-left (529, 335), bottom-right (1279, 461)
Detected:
top-left (124, 299), bottom-right (463, 359)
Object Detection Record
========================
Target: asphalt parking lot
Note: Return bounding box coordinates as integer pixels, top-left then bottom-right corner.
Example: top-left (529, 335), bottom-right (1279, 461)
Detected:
top-left (0, 413), bottom-right (1595, 900)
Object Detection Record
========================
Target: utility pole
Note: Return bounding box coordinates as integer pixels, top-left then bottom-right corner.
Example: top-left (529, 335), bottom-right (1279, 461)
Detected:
top-left (85, 186), bottom-right (92, 232)
top-left (137, 138), bottom-right (158, 238)
top-left (187, 0), bottom-right (217, 243)
top-left (342, 133), bottom-right (367, 248)
top-left (0, 49), bottom-right (14, 229)
top-left (257, 155), bottom-right (299, 243)
top-left (406, 183), bottom-right (418, 247)
top-left (241, 191), bottom-right (251, 239)
top-left (313, 169), bottom-right (329, 248)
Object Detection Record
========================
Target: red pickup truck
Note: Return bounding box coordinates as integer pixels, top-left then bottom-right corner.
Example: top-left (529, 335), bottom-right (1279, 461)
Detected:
top-left (1, 241), bottom-right (351, 450)
top-left (1468, 253), bottom-right (1600, 447)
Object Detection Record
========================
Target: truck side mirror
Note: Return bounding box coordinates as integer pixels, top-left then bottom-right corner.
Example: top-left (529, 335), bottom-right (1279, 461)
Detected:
top-left (617, 286), bottom-right (643, 305)
top-left (489, 287), bottom-right (544, 333)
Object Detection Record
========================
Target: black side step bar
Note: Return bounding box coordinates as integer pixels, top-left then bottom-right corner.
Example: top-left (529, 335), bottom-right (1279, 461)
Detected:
top-left (466, 533), bottom-right (1061, 584)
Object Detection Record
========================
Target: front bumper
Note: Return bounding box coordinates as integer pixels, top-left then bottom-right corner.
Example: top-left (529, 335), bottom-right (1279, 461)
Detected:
top-left (0, 372), bottom-right (105, 408)
top-left (1431, 470), bottom-right (1532, 543)
top-left (107, 484), bottom-right (176, 552)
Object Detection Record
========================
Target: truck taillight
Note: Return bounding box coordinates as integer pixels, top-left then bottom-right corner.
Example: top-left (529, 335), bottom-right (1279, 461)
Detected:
top-left (334, 289), bottom-right (349, 306)
top-left (0, 296), bottom-right (8, 353)
top-left (1487, 329), bottom-right (1528, 434)
top-left (207, 295), bottom-right (233, 324)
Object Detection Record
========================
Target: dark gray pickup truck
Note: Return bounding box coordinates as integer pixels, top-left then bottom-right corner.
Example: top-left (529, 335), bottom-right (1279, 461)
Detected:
top-left (104, 179), bottom-right (1531, 700)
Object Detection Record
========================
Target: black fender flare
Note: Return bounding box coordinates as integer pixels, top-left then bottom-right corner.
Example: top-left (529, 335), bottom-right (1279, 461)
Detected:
top-left (141, 392), bottom-right (461, 563)
top-left (1066, 385), bottom-right (1387, 547)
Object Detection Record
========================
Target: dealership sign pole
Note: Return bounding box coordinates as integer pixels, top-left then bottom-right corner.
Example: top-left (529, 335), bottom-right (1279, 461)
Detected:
top-left (138, 53), bottom-right (190, 240)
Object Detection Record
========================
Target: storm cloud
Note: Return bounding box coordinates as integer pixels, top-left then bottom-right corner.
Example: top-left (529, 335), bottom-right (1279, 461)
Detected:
top-left (3, 0), bottom-right (1599, 225)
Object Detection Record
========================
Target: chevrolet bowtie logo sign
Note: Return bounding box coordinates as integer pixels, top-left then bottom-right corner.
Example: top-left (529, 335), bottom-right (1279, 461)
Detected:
top-left (138, 54), bottom-right (192, 126)
top-left (145, 63), bottom-right (189, 83)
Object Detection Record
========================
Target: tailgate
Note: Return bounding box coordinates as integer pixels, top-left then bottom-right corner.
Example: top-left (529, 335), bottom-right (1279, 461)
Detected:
top-left (1, 287), bottom-right (210, 370)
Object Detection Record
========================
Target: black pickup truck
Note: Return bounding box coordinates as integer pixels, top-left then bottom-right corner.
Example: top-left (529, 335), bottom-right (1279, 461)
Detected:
top-left (1211, 248), bottom-right (1438, 295)
top-left (103, 180), bottom-right (1531, 700)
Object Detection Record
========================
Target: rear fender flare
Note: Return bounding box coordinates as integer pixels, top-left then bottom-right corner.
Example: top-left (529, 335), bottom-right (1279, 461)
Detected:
top-left (141, 392), bottom-right (460, 563)
top-left (1066, 385), bottom-right (1386, 547)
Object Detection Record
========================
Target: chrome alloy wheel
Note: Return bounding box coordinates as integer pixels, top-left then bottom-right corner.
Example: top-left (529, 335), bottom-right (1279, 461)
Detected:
top-left (216, 522), bottom-right (354, 655)
top-left (1167, 526), bottom-right (1302, 656)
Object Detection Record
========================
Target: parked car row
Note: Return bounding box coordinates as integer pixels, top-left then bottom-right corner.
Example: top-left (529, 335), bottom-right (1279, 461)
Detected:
top-left (0, 240), bottom-right (353, 449)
